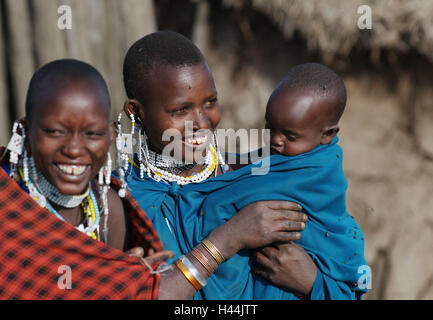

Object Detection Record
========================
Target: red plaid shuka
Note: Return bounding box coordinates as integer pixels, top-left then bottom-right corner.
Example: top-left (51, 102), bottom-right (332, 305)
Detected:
top-left (0, 148), bottom-right (164, 299)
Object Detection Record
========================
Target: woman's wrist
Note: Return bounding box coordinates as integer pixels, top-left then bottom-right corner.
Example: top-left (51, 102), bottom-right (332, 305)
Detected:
top-left (206, 223), bottom-right (242, 261)
top-left (173, 239), bottom-right (225, 292)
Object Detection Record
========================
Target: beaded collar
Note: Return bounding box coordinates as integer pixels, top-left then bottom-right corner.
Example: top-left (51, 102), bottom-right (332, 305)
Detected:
top-left (28, 157), bottom-right (90, 208)
top-left (146, 148), bottom-right (197, 174)
top-left (138, 144), bottom-right (227, 186)
top-left (19, 158), bottom-right (100, 239)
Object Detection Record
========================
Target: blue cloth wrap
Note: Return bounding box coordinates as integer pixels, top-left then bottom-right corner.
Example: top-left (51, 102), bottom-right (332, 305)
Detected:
top-left (120, 137), bottom-right (368, 300)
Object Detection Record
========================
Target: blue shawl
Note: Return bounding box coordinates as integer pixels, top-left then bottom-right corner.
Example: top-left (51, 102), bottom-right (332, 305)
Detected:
top-left (121, 137), bottom-right (368, 300)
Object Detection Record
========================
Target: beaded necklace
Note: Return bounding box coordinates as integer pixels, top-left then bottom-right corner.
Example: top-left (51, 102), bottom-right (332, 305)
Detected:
top-left (28, 158), bottom-right (89, 208)
top-left (139, 144), bottom-right (219, 185)
top-left (19, 160), bottom-right (100, 240)
top-left (146, 148), bottom-right (197, 174)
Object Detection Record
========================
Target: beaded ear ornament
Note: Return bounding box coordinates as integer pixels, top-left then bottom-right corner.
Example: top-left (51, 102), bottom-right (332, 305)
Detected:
top-left (116, 111), bottom-right (136, 198)
top-left (6, 121), bottom-right (25, 180)
top-left (98, 152), bottom-right (112, 243)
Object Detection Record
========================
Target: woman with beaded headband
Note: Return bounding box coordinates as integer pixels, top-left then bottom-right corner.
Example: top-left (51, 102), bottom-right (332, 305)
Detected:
top-left (117, 31), bottom-right (312, 300)
top-left (0, 58), bottom-right (301, 300)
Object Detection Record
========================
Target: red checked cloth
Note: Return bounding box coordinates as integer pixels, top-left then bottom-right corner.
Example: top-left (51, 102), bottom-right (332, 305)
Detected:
top-left (0, 149), bottom-right (164, 299)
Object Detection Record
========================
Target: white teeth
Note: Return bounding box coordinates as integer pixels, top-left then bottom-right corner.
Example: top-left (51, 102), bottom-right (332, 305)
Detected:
top-left (187, 136), bottom-right (207, 145)
top-left (57, 164), bottom-right (87, 176)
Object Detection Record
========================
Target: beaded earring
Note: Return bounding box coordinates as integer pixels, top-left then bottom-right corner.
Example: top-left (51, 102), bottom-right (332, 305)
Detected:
top-left (213, 131), bottom-right (228, 174)
top-left (137, 125), bottom-right (146, 179)
top-left (98, 152), bottom-right (112, 243)
top-left (116, 111), bottom-right (135, 197)
top-left (6, 121), bottom-right (25, 179)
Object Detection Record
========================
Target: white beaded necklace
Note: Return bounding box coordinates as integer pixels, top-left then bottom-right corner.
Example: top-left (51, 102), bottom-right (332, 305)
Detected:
top-left (140, 144), bottom-right (223, 186)
top-left (20, 155), bottom-right (100, 239)
top-left (28, 157), bottom-right (90, 208)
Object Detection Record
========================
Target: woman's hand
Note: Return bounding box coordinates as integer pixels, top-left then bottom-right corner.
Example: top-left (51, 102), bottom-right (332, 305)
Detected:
top-left (207, 200), bottom-right (308, 259)
top-left (251, 241), bottom-right (317, 298)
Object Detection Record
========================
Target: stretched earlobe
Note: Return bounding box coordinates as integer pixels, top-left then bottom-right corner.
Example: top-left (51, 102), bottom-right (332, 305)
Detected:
top-left (124, 99), bottom-right (144, 125)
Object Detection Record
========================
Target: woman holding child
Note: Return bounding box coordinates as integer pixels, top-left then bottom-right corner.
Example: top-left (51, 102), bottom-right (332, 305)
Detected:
top-left (118, 31), bottom-right (368, 299)
top-left (0, 58), bottom-right (303, 299)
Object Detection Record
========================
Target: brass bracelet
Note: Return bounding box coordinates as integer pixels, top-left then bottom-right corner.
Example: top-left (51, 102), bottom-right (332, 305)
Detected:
top-left (174, 259), bottom-right (202, 291)
top-left (201, 239), bottom-right (225, 265)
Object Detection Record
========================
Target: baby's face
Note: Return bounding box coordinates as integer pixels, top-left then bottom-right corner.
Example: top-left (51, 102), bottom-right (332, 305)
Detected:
top-left (265, 88), bottom-right (335, 156)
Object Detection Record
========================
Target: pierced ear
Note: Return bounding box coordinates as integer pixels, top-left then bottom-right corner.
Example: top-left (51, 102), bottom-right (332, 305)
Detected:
top-left (109, 120), bottom-right (116, 144)
top-left (320, 125), bottom-right (339, 145)
top-left (123, 99), bottom-right (144, 125)
top-left (20, 117), bottom-right (32, 155)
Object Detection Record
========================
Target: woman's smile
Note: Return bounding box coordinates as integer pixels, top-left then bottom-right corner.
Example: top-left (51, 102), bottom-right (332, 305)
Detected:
top-left (55, 163), bottom-right (90, 177)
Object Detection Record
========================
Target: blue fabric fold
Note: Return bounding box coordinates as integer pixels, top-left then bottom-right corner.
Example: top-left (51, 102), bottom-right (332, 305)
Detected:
top-left (120, 136), bottom-right (368, 300)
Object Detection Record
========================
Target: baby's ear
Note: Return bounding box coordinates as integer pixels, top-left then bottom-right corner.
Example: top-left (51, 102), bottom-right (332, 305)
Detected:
top-left (320, 125), bottom-right (339, 145)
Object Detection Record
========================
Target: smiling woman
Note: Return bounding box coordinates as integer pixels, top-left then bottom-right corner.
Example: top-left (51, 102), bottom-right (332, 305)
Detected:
top-left (27, 83), bottom-right (111, 196)
top-left (117, 30), bottom-right (311, 300)
top-left (0, 59), bottom-right (165, 299)
top-left (16, 59), bottom-right (123, 244)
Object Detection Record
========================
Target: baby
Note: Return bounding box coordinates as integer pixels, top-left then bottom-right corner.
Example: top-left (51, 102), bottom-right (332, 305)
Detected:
top-left (250, 62), bottom-right (367, 299)
top-left (265, 62), bottom-right (345, 157)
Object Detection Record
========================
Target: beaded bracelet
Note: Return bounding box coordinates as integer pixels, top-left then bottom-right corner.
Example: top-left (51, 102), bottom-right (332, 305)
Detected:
top-left (201, 239), bottom-right (225, 265)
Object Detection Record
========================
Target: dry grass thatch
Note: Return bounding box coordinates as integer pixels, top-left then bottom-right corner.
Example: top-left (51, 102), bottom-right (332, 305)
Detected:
top-left (223, 0), bottom-right (433, 64)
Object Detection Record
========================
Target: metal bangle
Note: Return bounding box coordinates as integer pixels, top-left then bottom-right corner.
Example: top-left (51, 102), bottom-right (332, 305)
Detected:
top-left (174, 258), bottom-right (202, 291)
top-left (201, 239), bottom-right (225, 265)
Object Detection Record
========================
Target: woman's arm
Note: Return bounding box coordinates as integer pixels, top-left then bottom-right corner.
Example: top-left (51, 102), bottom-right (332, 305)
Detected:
top-left (157, 200), bottom-right (307, 300)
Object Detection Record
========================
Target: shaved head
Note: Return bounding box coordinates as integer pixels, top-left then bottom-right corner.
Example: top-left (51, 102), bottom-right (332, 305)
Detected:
top-left (25, 59), bottom-right (111, 123)
top-left (275, 62), bottom-right (347, 124)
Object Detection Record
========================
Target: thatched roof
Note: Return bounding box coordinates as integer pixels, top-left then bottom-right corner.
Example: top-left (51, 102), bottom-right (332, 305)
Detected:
top-left (223, 0), bottom-right (433, 64)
